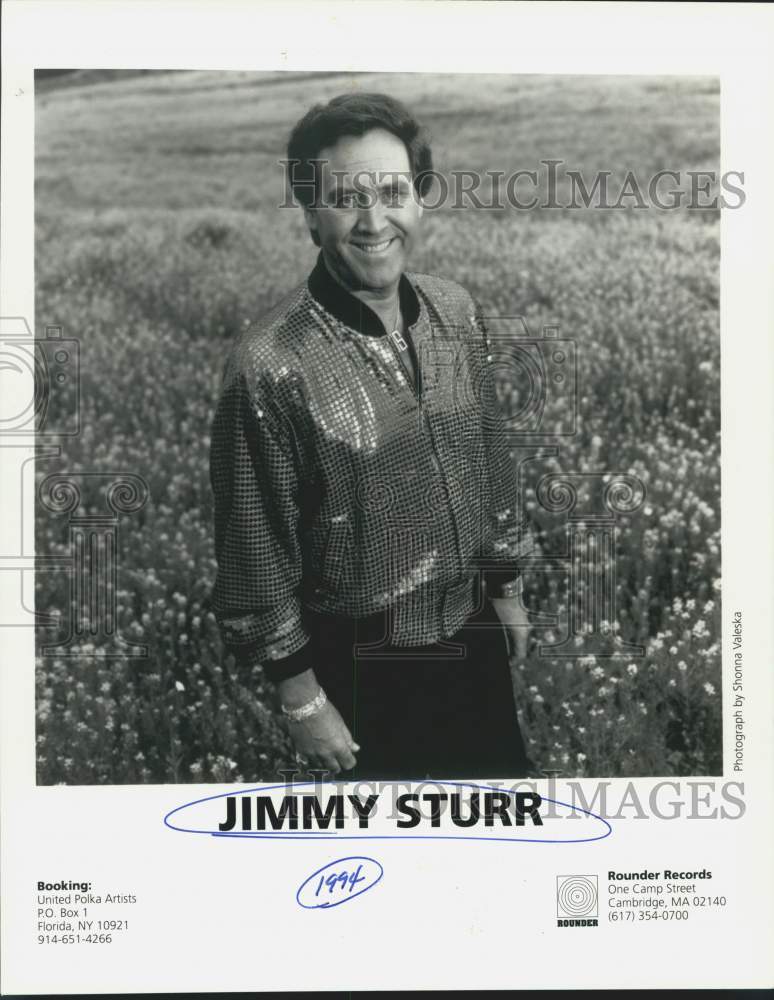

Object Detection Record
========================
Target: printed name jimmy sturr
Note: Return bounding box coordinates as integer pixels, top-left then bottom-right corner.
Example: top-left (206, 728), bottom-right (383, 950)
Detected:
top-left (217, 789), bottom-right (544, 831)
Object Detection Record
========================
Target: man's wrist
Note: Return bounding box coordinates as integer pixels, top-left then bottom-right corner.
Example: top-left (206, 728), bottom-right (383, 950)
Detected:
top-left (498, 575), bottom-right (523, 598)
top-left (281, 686), bottom-right (327, 722)
top-left (277, 668), bottom-right (321, 709)
top-left (483, 568), bottom-right (524, 600)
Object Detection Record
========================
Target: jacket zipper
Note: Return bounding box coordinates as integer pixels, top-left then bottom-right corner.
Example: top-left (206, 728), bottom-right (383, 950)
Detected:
top-left (385, 326), bottom-right (466, 581)
top-left (388, 328), bottom-right (418, 396)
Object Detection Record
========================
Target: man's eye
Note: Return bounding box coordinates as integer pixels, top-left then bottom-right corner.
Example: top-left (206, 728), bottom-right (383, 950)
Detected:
top-left (335, 192), bottom-right (358, 209)
top-left (383, 186), bottom-right (407, 206)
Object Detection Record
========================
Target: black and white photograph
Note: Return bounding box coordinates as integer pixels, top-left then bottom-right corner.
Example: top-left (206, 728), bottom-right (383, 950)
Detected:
top-left (2, 2), bottom-right (773, 994)
top-left (32, 68), bottom-right (724, 784)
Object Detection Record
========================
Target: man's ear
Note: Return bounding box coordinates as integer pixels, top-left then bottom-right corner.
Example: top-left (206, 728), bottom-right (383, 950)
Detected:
top-left (303, 205), bottom-right (318, 236)
top-left (303, 206), bottom-right (322, 247)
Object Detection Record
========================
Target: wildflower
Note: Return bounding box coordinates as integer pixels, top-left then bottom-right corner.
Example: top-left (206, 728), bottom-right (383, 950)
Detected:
top-left (669, 646), bottom-right (678, 655)
top-left (175, 680), bottom-right (185, 692)
top-left (577, 753), bottom-right (587, 763)
top-left (678, 661), bottom-right (688, 672)
top-left (626, 663), bottom-right (638, 676)
top-left (703, 682), bottom-right (716, 696)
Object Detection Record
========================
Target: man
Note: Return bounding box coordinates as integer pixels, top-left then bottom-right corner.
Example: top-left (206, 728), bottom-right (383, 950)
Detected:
top-left (209, 93), bottom-right (537, 780)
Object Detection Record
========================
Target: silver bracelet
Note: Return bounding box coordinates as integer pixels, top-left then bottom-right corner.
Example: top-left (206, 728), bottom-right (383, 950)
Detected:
top-left (281, 687), bottom-right (327, 723)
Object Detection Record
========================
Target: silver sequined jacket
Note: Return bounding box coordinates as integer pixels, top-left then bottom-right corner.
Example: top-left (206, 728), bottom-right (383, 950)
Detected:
top-left (209, 254), bottom-right (536, 677)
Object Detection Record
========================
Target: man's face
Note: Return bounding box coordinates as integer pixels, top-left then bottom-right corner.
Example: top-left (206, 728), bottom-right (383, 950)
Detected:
top-left (304, 127), bottom-right (423, 292)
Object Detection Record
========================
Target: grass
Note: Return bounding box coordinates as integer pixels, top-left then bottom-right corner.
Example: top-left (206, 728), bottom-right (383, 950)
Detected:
top-left (34, 70), bottom-right (721, 783)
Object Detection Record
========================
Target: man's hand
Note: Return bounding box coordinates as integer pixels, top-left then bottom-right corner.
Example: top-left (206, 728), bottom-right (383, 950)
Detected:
top-left (287, 700), bottom-right (359, 775)
top-left (490, 579), bottom-right (531, 660)
top-left (278, 669), bottom-right (359, 775)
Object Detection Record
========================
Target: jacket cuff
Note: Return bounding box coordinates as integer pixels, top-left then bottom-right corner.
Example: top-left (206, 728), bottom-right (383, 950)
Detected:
top-left (482, 567), bottom-right (523, 599)
top-left (480, 516), bottom-right (538, 597)
top-left (217, 596), bottom-right (310, 662)
top-left (260, 641), bottom-right (314, 684)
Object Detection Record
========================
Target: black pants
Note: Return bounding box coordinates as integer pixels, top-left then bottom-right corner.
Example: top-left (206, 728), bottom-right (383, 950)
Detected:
top-left (308, 599), bottom-right (534, 780)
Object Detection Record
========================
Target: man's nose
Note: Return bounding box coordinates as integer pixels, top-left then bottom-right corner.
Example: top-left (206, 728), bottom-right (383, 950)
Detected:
top-left (355, 199), bottom-right (387, 233)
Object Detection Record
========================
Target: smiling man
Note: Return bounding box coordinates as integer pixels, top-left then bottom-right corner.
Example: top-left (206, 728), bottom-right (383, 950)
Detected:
top-left (209, 93), bottom-right (538, 780)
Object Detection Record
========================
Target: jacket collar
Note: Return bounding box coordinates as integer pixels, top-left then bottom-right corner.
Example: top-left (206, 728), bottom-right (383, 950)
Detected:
top-left (307, 251), bottom-right (420, 338)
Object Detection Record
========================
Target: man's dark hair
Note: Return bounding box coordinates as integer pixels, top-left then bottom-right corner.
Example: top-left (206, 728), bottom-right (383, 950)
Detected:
top-left (285, 92), bottom-right (434, 209)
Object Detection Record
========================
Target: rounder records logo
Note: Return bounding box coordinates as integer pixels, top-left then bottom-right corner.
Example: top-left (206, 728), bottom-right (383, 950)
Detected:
top-left (556, 875), bottom-right (598, 927)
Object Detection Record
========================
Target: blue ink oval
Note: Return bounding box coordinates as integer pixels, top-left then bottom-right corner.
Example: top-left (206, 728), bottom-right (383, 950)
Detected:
top-left (296, 856), bottom-right (383, 909)
top-left (164, 779), bottom-right (612, 845)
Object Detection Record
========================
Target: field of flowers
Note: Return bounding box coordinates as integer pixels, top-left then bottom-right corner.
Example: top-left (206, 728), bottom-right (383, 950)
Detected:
top-left (34, 71), bottom-right (721, 783)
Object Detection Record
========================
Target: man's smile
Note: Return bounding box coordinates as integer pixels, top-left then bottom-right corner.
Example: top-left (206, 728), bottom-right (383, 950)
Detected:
top-left (349, 236), bottom-right (398, 255)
